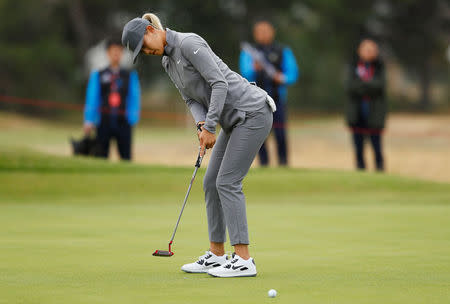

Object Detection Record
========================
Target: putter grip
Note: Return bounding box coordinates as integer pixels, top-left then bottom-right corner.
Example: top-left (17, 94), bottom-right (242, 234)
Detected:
top-left (195, 153), bottom-right (203, 168)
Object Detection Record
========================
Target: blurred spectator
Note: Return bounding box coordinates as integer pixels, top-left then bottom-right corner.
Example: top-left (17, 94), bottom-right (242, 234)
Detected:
top-left (346, 39), bottom-right (386, 171)
top-left (83, 38), bottom-right (141, 161)
top-left (240, 20), bottom-right (299, 166)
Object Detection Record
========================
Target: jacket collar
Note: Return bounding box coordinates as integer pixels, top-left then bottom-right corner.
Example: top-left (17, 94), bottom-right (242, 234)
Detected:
top-left (164, 28), bottom-right (177, 57)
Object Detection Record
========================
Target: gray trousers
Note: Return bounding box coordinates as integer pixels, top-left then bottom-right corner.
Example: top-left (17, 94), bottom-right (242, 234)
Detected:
top-left (203, 104), bottom-right (273, 245)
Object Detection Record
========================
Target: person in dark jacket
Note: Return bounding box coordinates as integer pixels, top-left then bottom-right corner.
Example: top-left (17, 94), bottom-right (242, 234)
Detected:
top-left (83, 38), bottom-right (141, 160)
top-left (239, 20), bottom-right (299, 166)
top-left (346, 38), bottom-right (387, 171)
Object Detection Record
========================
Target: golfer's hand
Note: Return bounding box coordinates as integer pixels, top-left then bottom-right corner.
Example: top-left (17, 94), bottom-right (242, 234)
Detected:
top-left (199, 128), bottom-right (216, 156)
top-left (196, 121), bottom-right (205, 140)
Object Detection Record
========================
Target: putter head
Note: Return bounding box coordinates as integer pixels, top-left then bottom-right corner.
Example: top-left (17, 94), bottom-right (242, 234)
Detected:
top-left (152, 250), bottom-right (174, 257)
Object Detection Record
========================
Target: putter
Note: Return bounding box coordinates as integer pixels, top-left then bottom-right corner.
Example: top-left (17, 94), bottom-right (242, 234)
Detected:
top-left (153, 148), bottom-right (205, 257)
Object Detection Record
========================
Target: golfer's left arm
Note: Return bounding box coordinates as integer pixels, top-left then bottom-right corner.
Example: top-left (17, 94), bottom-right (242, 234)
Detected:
top-left (181, 38), bottom-right (228, 135)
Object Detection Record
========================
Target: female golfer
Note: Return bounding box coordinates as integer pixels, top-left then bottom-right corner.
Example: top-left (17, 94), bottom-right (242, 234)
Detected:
top-left (122, 13), bottom-right (275, 277)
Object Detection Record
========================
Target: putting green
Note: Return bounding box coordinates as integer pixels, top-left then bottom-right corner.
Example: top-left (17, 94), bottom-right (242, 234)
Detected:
top-left (0, 149), bottom-right (449, 304)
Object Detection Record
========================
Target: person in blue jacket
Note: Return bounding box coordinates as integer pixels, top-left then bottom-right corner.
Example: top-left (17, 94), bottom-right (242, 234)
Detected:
top-left (83, 38), bottom-right (141, 160)
top-left (239, 19), bottom-right (299, 166)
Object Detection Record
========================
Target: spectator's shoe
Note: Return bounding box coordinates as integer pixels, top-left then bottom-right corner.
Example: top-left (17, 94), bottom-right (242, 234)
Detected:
top-left (181, 251), bottom-right (227, 273)
top-left (207, 253), bottom-right (257, 278)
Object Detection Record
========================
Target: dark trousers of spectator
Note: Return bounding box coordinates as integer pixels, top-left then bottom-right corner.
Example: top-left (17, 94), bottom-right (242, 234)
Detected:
top-left (352, 132), bottom-right (384, 171)
top-left (97, 120), bottom-right (132, 160)
top-left (259, 100), bottom-right (287, 166)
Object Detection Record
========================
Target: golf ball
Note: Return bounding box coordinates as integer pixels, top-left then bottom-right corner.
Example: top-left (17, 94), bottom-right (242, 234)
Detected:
top-left (268, 289), bottom-right (277, 298)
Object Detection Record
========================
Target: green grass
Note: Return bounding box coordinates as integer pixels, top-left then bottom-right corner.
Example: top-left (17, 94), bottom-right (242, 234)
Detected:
top-left (0, 149), bottom-right (449, 304)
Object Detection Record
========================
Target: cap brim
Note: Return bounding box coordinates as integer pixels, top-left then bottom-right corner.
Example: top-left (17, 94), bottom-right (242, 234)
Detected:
top-left (132, 36), bottom-right (145, 64)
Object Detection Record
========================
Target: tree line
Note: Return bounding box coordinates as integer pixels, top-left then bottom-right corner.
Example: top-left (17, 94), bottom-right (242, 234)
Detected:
top-left (0, 0), bottom-right (448, 113)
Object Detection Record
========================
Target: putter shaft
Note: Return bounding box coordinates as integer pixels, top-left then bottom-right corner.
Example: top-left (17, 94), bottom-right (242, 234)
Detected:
top-left (169, 151), bottom-right (204, 244)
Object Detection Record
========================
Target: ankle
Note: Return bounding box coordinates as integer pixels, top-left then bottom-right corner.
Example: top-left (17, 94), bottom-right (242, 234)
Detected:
top-left (210, 249), bottom-right (225, 256)
top-left (233, 244), bottom-right (250, 260)
top-left (237, 254), bottom-right (250, 260)
top-left (210, 242), bottom-right (225, 256)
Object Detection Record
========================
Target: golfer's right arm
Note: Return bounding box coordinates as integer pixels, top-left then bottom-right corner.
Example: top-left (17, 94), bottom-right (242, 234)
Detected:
top-left (176, 84), bottom-right (207, 125)
top-left (177, 90), bottom-right (207, 141)
top-left (185, 98), bottom-right (207, 125)
top-left (181, 38), bottom-right (228, 134)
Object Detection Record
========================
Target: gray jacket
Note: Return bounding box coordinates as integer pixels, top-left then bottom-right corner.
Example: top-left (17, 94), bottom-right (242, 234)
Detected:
top-left (162, 29), bottom-right (268, 133)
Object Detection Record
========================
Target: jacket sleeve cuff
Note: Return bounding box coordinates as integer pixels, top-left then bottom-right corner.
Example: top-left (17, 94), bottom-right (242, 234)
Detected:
top-left (203, 121), bottom-right (216, 134)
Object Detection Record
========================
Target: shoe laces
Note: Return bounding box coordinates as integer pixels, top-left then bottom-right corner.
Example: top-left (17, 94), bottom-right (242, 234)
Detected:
top-left (222, 252), bottom-right (239, 268)
top-left (196, 251), bottom-right (213, 265)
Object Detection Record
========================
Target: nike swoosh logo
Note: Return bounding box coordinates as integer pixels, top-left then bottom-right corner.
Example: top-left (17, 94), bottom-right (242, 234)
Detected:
top-left (232, 265), bottom-right (243, 270)
top-left (177, 59), bottom-right (181, 64)
top-left (204, 262), bottom-right (216, 266)
top-left (194, 48), bottom-right (200, 54)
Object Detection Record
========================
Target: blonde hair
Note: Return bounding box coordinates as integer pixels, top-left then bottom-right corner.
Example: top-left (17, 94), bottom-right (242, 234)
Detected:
top-left (142, 13), bottom-right (164, 30)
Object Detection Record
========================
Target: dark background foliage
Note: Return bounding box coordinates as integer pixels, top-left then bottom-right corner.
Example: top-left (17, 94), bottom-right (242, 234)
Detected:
top-left (0, 0), bottom-right (448, 113)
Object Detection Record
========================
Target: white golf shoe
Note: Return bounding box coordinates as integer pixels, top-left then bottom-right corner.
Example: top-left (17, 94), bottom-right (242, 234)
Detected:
top-left (181, 251), bottom-right (228, 273)
top-left (207, 253), bottom-right (257, 278)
